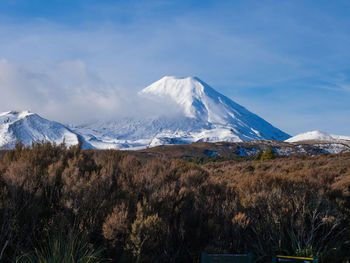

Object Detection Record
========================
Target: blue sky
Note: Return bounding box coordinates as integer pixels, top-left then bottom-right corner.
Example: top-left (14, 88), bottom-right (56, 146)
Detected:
top-left (0, 0), bottom-right (349, 135)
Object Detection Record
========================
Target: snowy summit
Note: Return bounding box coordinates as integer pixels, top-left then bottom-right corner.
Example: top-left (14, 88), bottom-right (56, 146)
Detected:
top-left (0, 110), bottom-right (80, 149)
top-left (286, 130), bottom-right (350, 143)
top-left (74, 76), bottom-right (290, 149)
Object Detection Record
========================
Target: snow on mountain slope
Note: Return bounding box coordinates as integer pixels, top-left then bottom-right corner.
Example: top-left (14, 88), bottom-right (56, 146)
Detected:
top-left (0, 111), bottom-right (81, 149)
top-left (286, 130), bottom-right (350, 143)
top-left (140, 76), bottom-right (290, 141)
top-left (74, 76), bottom-right (290, 149)
top-left (331, 134), bottom-right (350, 140)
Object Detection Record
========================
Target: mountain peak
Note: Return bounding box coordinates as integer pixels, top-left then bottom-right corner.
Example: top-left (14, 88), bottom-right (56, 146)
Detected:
top-left (0, 110), bottom-right (82, 149)
top-left (286, 130), bottom-right (332, 142)
top-left (140, 76), bottom-right (206, 97)
top-left (0, 110), bottom-right (35, 124)
top-left (286, 130), bottom-right (350, 142)
top-left (136, 76), bottom-right (290, 143)
top-left (140, 76), bottom-right (222, 120)
top-left (159, 75), bottom-right (201, 81)
top-left (0, 110), bottom-right (33, 117)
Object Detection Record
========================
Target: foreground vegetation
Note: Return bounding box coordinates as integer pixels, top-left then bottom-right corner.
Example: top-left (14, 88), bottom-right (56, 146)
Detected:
top-left (0, 142), bottom-right (349, 262)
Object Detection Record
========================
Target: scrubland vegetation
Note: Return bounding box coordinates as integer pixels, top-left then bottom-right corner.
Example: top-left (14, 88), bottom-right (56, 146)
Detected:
top-left (0, 142), bottom-right (349, 262)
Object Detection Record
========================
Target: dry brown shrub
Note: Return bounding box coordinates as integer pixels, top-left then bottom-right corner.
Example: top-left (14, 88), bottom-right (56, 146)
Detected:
top-left (103, 203), bottom-right (129, 241)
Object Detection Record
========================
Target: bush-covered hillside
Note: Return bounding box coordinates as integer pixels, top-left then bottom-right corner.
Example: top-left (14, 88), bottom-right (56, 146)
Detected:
top-left (0, 142), bottom-right (349, 262)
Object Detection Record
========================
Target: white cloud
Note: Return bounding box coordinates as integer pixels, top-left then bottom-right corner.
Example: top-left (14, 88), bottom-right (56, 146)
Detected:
top-left (0, 59), bottom-right (123, 123)
top-left (0, 59), bottom-right (181, 124)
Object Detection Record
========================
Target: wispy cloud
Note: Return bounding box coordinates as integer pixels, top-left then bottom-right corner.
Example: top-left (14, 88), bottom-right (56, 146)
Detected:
top-left (0, 59), bottom-right (121, 123)
top-left (0, 59), bottom-right (182, 124)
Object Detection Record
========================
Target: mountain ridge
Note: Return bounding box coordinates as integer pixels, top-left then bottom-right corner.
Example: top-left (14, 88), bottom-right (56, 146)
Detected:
top-left (1, 76), bottom-right (293, 149)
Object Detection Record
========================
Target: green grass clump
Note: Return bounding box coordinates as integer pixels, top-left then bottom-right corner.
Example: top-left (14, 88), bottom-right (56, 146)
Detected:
top-left (17, 231), bottom-right (105, 263)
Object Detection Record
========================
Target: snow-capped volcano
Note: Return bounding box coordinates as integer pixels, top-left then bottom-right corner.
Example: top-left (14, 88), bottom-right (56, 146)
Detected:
top-left (74, 76), bottom-right (290, 149)
top-left (141, 76), bottom-right (289, 138)
top-left (0, 111), bottom-right (81, 149)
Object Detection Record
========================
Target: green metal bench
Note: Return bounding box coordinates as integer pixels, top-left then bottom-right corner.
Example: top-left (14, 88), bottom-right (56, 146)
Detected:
top-left (201, 252), bottom-right (253, 263)
top-left (272, 255), bottom-right (318, 263)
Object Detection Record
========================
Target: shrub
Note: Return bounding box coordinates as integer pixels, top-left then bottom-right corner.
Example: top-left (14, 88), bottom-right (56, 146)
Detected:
top-left (255, 148), bottom-right (277, 161)
top-left (17, 231), bottom-right (104, 263)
